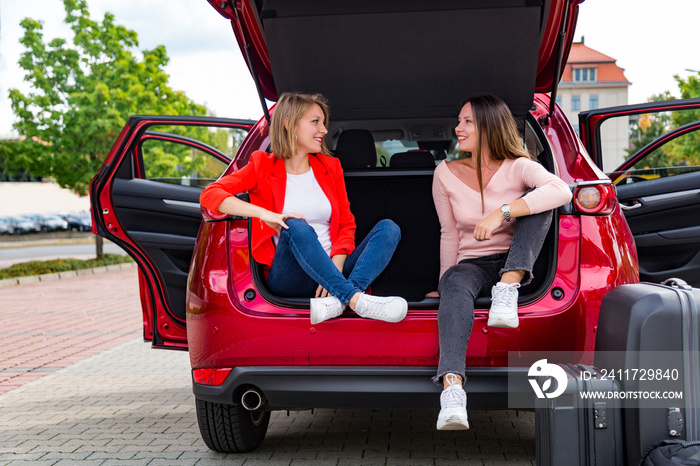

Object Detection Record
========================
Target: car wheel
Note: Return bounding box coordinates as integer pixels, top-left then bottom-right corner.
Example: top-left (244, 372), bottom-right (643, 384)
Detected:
top-left (195, 397), bottom-right (269, 453)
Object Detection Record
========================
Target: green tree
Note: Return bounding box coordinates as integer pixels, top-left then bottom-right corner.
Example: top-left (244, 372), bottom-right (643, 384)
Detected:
top-left (3, 0), bottom-right (208, 255)
top-left (626, 93), bottom-right (674, 168)
top-left (665, 72), bottom-right (700, 167)
top-left (628, 73), bottom-right (700, 170)
top-left (4, 0), bottom-right (208, 193)
top-left (140, 126), bottom-right (248, 183)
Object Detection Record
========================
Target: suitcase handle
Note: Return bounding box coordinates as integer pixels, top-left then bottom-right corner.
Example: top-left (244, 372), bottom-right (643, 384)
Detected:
top-left (661, 278), bottom-right (692, 290)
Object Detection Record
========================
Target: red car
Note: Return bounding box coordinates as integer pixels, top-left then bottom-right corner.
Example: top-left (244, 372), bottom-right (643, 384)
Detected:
top-left (90, 0), bottom-right (700, 452)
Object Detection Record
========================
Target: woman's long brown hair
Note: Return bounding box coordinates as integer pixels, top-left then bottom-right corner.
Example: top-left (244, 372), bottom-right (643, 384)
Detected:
top-left (464, 94), bottom-right (529, 212)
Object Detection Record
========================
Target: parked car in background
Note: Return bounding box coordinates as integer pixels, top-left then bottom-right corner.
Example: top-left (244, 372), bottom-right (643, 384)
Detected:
top-left (90, 0), bottom-right (700, 454)
top-left (30, 214), bottom-right (68, 232)
top-left (0, 218), bottom-right (14, 235)
top-left (63, 213), bottom-right (92, 232)
top-left (4, 216), bottom-right (40, 235)
top-left (19, 216), bottom-right (42, 234)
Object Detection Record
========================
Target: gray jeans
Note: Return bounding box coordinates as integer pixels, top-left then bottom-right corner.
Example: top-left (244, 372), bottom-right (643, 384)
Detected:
top-left (433, 209), bottom-right (553, 385)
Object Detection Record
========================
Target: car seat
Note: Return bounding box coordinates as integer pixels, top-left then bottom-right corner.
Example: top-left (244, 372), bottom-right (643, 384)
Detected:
top-left (389, 150), bottom-right (435, 168)
top-left (333, 129), bottom-right (377, 169)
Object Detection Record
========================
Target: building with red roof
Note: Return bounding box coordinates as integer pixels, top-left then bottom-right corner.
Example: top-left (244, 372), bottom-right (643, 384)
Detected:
top-left (557, 38), bottom-right (630, 171)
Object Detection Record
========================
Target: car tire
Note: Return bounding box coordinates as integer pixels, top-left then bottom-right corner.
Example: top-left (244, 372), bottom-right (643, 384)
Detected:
top-left (195, 397), bottom-right (269, 453)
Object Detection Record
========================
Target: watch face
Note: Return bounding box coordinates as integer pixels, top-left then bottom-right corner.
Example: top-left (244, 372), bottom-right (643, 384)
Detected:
top-left (501, 204), bottom-right (510, 220)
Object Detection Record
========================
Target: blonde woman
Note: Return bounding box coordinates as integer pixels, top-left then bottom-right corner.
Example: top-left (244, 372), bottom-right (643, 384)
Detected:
top-left (201, 92), bottom-right (407, 324)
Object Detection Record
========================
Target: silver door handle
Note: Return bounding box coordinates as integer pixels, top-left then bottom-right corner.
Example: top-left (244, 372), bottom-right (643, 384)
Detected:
top-left (620, 202), bottom-right (642, 211)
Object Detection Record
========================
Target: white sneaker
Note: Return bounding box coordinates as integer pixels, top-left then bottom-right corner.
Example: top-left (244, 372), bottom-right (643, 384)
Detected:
top-left (437, 384), bottom-right (469, 430)
top-left (310, 296), bottom-right (344, 324)
top-left (487, 282), bottom-right (520, 328)
top-left (354, 294), bottom-right (407, 323)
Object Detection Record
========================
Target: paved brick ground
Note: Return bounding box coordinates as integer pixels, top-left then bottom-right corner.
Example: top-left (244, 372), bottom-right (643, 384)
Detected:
top-left (0, 268), bottom-right (536, 465)
top-left (0, 267), bottom-right (141, 394)
top-left (0, 338), bottom-right (536, 465)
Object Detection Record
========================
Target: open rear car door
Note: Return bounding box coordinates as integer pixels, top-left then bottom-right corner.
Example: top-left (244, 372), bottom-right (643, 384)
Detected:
top-left (90, 116), bottom-right (254, 348)
top-left (580, 98), bottom-right (700, 286)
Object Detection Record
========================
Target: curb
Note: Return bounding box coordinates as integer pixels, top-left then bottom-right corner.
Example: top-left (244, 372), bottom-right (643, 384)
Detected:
top-left (0, 262), bottom-right (137, 288)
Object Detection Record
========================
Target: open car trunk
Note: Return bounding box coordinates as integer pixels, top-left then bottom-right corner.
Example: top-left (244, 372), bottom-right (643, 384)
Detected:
top-left (252, 112), bottom-right (560, 307)
top-left (203, 0), bottom-right (580, 308)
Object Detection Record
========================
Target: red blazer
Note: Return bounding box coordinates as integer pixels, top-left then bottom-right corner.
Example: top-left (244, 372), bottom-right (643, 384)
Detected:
top-left (200, 150), bottom-right (356, 267)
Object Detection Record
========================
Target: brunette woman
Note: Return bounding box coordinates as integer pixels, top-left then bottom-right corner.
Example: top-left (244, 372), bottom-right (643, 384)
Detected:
top-left (431, 94), bottom-right (572, 430)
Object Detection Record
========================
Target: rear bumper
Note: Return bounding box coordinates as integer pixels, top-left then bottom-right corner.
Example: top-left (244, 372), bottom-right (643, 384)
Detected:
top-left (192, 366), bottom-right (531, 411)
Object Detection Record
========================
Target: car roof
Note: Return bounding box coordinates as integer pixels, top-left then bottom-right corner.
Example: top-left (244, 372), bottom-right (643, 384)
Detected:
top-left (209, 0), bottom-right (581, 119)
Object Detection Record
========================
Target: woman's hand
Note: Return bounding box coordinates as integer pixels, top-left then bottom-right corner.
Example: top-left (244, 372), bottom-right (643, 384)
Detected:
top-left (473, 199), bottom-right (531, 241)
top-left (259, 209), bottom-right (305, 231)
top-left (426, 290), bottom-right (440, 298)
top-left (473, 209), bottom-right (505, 241)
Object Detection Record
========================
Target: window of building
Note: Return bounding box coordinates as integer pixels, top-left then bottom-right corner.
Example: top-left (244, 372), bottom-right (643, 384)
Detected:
top-left (555, 95), bottom-right (562, 106)
top-left (573, 67), bottom-right (597, 82)
top-left (572, 95), bottom-right (581, 111)
top-left (590, 95), bottom-right (599, 110)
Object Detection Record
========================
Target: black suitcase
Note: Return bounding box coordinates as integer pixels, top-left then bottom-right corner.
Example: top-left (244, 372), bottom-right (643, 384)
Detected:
top-left (595, 279), bottom-right (700, 465)
top-left (535, 364), bottom-right (624, 466)
top-left (640, 439), bottom-right (700, 465)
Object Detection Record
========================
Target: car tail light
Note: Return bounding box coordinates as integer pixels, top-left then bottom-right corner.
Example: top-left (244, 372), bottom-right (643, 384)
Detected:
top-left (573, 182), bottom-right (617, 215)
top-left (193, 368), bottom-right (232, 386)
top-left (201, 206), bottom-right (230, 223)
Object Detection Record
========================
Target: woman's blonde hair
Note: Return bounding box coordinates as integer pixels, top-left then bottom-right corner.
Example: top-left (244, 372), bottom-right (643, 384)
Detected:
top-left (270, 92), bottom-right (331, 159)
top-left (464, 94), bottom-right (529, 211)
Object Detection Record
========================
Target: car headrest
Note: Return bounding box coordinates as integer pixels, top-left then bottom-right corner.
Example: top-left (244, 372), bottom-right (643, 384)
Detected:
top-left (333, 129), bottom-right (376, 169)
top-left (389, 150), bottom-right (435, 168)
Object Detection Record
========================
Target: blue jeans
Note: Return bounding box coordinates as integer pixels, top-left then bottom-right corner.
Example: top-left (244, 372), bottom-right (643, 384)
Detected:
top-left (267, 218), bottom-right (401, 305)
top-left (433, 209), bottom-right (553, 385)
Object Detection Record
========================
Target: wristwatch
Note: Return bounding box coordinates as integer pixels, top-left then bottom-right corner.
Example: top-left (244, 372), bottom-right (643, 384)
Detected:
top-left (501, 204), bottom-right (511, 222)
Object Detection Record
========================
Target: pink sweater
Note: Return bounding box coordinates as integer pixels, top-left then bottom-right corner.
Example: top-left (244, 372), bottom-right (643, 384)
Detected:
top-left (432, 157), bottom-right (572, 278)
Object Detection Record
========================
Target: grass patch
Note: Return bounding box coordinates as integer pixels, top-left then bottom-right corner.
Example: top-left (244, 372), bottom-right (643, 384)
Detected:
top-left (0, 254), bottom-right (134, 279)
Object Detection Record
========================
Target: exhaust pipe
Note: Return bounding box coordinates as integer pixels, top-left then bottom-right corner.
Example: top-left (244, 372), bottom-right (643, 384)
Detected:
top-left (241, 389), bottom-right (266, 411)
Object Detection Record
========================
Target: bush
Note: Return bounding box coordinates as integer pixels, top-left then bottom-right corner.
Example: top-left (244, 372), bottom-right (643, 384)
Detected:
top-left (0, 254), bottom-right (133, 279)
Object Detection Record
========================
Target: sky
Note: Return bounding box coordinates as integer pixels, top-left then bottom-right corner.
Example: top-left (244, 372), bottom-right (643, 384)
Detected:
top-left (1, 0), bottom-right (699, 139)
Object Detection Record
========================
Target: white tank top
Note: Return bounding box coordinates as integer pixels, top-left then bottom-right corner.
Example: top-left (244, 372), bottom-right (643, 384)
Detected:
top-left (280, 170), bottom-right (332, 255)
